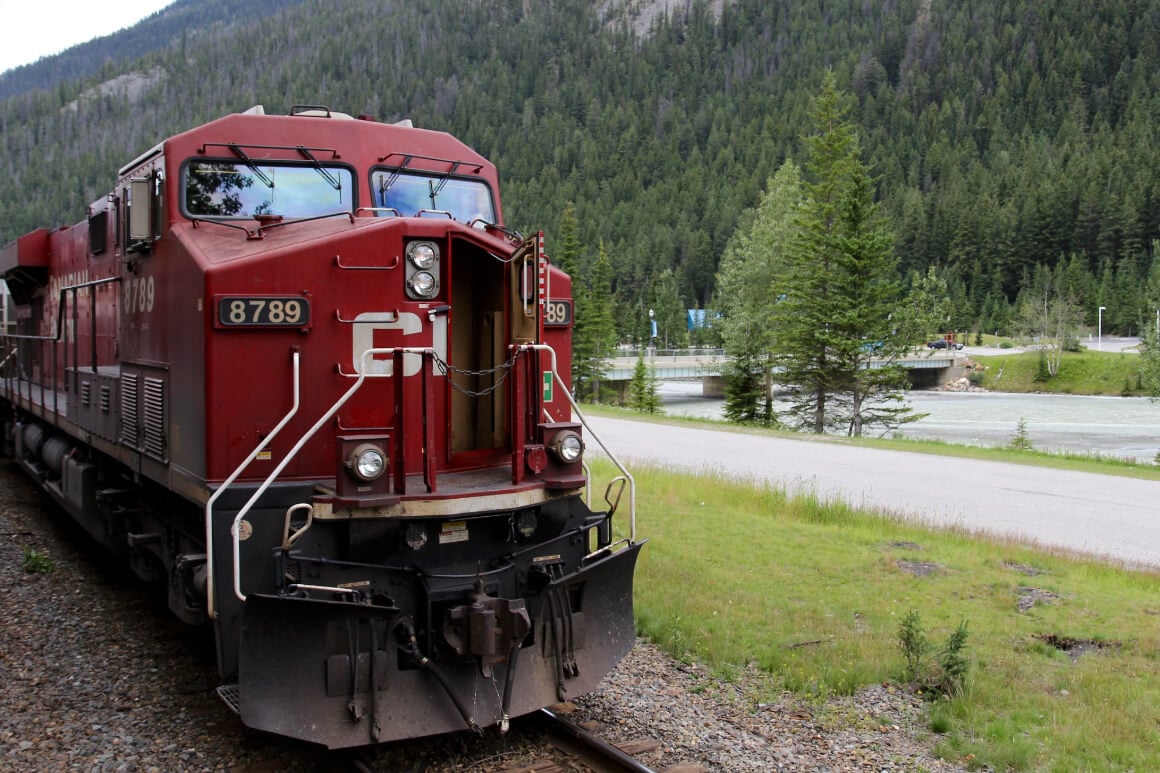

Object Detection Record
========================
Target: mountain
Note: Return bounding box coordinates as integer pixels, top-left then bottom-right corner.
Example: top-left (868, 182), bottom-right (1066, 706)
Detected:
top-left (0, 0), bottom-right (311, 100)
top-left (1, 0), bottom-right (1158, 335)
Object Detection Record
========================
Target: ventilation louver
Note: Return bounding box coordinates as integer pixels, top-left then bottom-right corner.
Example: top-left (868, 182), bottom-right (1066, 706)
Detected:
top-left (143, 377), bottom-right (166, 460)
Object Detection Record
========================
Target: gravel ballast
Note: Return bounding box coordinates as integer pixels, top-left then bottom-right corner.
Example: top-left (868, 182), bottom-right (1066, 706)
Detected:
top-left (1, 462), bottom-right (967, 771)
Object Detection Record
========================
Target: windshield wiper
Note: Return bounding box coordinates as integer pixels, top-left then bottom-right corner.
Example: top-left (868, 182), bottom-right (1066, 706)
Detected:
top-left (377, 154), bottom-right (414, 198)
top-left (427, 161), bottom-right (466, 205)
top-left (227, 144), bottom-right (274, 189)
top-left (297, 146), bottom-right (342, 191)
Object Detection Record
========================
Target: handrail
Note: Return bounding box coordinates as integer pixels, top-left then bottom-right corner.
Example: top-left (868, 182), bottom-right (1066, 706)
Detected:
top-left (334, 253), bottom-right (399, 271)
top-left (231, 346), bottom-right (426, 602)
top-left (205, 349), bottom-right (301, 618)
top-left (2, 275), bottom-right (121, 418)
top-left (334, 344), bottom-right (432, 379)
top-left (281, 502), bottom-right (314, 549)
top-left (3, 276), bottom-right (121, 342)
top-left (517, 344), bottom-right (636, 550)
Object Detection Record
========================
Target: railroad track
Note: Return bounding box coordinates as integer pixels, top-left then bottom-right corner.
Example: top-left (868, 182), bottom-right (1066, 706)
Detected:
top-left (529, 707), bottom-right (659, 773)
top-left (1, 461), bottom-right (671, 772)
top-left (337, 708), bottom-right (661, 773)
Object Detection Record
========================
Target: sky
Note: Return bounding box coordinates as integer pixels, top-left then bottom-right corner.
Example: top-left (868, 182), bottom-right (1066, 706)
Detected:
top-left (0, 0), bottom-right (174, 74)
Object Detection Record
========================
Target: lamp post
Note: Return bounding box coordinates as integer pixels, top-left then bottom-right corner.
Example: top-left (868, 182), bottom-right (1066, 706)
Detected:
top-left (1098, 306), bottom-right (1106, 351)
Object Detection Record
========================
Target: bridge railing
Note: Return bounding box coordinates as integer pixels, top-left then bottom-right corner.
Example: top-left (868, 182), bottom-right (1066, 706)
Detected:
top-left (612, 347), bottom-right (725, 360)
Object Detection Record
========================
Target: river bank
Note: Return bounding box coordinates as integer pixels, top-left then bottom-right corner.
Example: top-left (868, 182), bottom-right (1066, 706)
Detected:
top-left (960, 336), bottom-right (1145, 396)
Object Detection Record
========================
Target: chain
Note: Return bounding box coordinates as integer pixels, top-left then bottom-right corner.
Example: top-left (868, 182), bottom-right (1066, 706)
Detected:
top-left (431, 347), bottom-right (525, 398)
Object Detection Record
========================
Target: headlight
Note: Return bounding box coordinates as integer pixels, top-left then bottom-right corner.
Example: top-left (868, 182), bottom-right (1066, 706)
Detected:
top-left (407, 241), bottom-right (438, 269)
top-left (408, 270), bottom-right (438, 298)
top-left (549, 431), bottom-right (584, 464)
top-left (347, 443), bottom-right (386, 481)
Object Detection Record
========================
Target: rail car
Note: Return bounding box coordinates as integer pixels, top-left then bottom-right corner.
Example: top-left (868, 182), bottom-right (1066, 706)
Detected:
top-left (0, 105), bottom-right (643, 749)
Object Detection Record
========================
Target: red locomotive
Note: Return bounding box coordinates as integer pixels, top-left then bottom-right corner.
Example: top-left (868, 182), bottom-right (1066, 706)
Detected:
top-left (0, 105), bottom-right (642, 749)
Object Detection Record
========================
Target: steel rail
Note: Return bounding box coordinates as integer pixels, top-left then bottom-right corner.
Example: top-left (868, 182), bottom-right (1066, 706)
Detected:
top-left (539, 707), bottom-right (657, 773)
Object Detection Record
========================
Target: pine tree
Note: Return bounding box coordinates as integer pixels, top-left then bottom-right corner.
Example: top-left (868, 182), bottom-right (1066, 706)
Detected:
top-left (1139, 240), bottom-right (1160, 397)
top-left (773, 71), bottom-right (912, 437)
top-left (555, 202), bottom-right (589, 394)
top-left (650, 268), bottom-right (686, 350)
top-left (627, 353), bottom-right (662, 413)
top-left (555, 202), bottom-right (581, 279)
top-left (572, 240), bottom-right (617, 402)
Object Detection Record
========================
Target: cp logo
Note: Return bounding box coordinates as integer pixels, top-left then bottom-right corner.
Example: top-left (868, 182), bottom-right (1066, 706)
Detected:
top-left (350, 311), bottom-right (447, 376)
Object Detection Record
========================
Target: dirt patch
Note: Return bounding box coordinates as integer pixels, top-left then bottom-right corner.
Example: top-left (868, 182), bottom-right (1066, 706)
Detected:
top-left (889, 541), bottom-right (923, 550)
top-left (1017, 587), bottom-right (1060, 612)
top-left (896, 560), bottom-right (941, 577)
top-left (1034, 633), bottom-right (1119, 661)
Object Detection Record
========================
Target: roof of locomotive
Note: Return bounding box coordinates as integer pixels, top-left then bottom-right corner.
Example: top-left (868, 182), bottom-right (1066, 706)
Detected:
top-left (126, 106), bottom-right (499, 185)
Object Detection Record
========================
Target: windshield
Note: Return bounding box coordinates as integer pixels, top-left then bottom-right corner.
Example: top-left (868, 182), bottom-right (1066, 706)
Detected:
top-left (183, 161), bottom-right (354, 218)
top-left (370, 170), bottom-right (495, 224)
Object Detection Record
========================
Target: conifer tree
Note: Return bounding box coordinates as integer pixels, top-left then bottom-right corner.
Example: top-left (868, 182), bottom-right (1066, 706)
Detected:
top-left (555, 202), bottom-right (587, 394)
top-left (627, 353), bottom-right (661, 413)
top-left (1138, 241), bottom-right (1160, 397)
top-left (572, 240), bottom-right (617, 402)
top-left (650, 268), bottom-right (686, 350)
top-left (555, 202), bottom-right (581, 279)
top-left (772, 71), bottom-right (911, 437)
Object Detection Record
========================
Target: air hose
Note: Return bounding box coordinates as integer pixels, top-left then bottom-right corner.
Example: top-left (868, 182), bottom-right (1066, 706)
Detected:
top-left (500, 642), bottom-right (521, 732)
top-left (395, 618), bottom-right (483, 735)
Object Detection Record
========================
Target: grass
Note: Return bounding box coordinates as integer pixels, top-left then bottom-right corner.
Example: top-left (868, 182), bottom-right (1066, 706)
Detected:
top-left (597, 458), bottom-right (1160, 770)
top-left (975, 348), bottom-right (1145, 396)
top-left (21, 546), bottom-right (53, 574)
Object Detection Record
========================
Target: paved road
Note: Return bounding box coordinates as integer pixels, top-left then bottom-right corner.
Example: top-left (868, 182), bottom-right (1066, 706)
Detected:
top-left (585, 415), bottom-right (1160, 570)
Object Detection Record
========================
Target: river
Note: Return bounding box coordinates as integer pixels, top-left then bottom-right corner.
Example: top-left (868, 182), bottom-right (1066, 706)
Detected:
top-left (658, 382), bottom-right (1160, 463)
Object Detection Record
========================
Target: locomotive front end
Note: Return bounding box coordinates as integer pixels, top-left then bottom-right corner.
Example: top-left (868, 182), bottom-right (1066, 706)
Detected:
top-left (176, 109), bottom-right (644, 748)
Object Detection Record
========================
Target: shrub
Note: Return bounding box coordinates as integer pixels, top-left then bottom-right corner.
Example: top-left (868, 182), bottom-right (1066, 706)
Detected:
top-left (1009, 418), bottom-right (1033, 451)
top-left (897, 610), bottom-right (970, 698)
top-left (898, 610), bottom-right (928, 682)
top-left (627, 355), bottom-right (662, 413)
top-left (22, 547), bottom-right (53, 574)
top-left (938, 621), bottom-right (971, 695)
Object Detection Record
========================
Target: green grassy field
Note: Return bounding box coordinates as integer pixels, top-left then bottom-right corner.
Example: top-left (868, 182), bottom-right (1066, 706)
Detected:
top-left (973, 348), bottom-right (1145, 396)
top-left (599, 459), bottom-right (1160, 771)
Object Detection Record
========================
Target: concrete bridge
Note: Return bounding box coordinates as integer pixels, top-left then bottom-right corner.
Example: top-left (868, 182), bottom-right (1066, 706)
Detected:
top-left (602, 349), bottom-right (961, 399)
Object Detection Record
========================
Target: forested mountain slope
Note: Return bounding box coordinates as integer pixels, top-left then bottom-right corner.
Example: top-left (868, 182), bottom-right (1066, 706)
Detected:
top-left (0, 0), bottom-right (309, 100)
top-left (1, 0), bottom-right (1157, 335)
